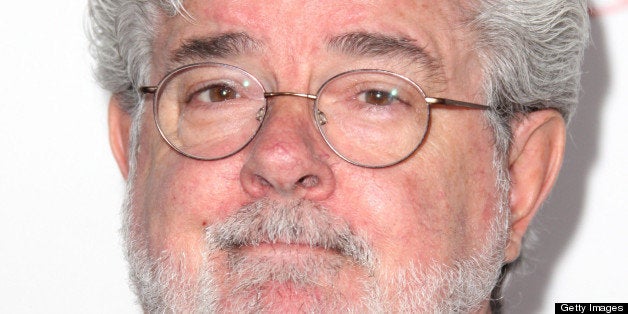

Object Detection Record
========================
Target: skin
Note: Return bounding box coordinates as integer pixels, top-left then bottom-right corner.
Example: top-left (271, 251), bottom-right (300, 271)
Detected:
top-left (109, 0), bottom-right (567, 311)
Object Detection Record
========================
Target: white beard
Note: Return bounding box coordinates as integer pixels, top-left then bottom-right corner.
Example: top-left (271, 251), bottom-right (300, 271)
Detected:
top-left (123, 193), bottom-right (508, 313)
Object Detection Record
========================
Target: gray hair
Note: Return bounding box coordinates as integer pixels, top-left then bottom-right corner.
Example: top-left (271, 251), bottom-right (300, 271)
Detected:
top-left (469, 0), bottom-right (590, 164)
top-left (87, 0), bottom-right (184, 113)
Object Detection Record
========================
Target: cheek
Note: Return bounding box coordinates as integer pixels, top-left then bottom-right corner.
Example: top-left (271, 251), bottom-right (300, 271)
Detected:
top-left (328, 128), bottom-right (498, 268)
top-left (133, 131), bottom-right (248, 258)
top-left (333, 170), bottom-right (464, 266)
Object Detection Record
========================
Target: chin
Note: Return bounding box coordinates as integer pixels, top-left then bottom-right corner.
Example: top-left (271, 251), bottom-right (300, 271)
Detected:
top-left (124, 197), bottom-right (507, 313)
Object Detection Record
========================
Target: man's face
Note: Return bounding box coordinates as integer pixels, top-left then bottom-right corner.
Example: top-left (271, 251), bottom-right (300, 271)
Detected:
top-left (123, 0), bottom-right (508, 311)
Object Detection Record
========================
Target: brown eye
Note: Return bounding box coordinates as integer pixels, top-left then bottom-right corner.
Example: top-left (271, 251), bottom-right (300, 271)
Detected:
top-left (198, 84), bottom-right (238, 103)
top-left (360, 89), bottom-right (396, 106)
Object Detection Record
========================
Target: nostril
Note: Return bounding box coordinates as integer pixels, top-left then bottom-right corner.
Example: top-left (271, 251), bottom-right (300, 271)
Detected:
top-left (297, 175), bottom-right (319, 188)
top-left (255, 175), bottom-right (271, 187)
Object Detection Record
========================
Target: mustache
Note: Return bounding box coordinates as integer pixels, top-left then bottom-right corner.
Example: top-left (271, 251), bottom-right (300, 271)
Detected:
top-left (205, 199), bottom-right (375, 268)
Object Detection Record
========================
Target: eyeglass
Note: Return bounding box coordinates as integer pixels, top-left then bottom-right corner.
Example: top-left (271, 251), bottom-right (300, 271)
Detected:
top-left (140, 62), bottom-right (489, 168)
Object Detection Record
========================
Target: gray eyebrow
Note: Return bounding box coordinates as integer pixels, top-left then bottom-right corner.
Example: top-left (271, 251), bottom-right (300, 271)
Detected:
top-left (168, 32), bottom-right (261, 69)
top-left (327, 32), bottom-right (442, 75)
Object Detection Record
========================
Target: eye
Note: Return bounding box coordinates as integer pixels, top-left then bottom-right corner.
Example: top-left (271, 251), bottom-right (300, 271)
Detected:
top-left (359, 89), bottom-right (398, 106)
top-left (196, 84), bottom-right (239, 103)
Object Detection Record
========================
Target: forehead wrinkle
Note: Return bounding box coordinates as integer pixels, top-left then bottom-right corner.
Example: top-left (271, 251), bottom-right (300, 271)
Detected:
top-left (327, 32), bottom-right (445, 82)
top-left (167, 32), bottom-right (263, 72)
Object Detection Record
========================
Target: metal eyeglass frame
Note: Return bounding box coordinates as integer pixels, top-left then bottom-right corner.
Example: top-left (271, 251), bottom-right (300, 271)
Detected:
top-left (140, 62), bottom-right (490, 168)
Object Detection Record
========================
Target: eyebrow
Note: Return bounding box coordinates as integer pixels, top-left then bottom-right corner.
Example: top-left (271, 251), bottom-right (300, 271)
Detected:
top-left (327, 32), bottom-right (442, 76)
top-left (169, 32), bottom-right (261, 69)
top-left (168, 31), bottom-right (443, 82)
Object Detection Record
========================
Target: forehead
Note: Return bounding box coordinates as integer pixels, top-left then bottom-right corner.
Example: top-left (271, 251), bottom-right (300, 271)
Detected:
top-left (153, 0), bottom-right (476, 87)
top-left (181, 0), bottom-right (461, 31)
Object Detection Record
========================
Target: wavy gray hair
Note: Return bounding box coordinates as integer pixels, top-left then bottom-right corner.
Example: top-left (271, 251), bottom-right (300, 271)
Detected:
top-left (87, 0), bottom-right (589, 310)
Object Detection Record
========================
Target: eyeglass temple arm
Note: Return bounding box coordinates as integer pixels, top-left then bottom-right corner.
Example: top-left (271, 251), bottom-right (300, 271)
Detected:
top-left (140, 86), bottom-right (157, 94)
top-left (425, 97), bottom-right (489, 110)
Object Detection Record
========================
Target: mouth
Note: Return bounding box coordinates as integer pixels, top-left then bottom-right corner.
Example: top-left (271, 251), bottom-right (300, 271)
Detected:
top-left (216, 234), bottom-right (373, 268)
top-left (235, 241), bottom-right (345, 259)
top-left (205, 199), bottom-right (376, 268)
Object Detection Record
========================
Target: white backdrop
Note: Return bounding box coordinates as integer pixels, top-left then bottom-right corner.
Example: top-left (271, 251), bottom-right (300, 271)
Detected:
top-left (0, 2), bottom-right (625, 313)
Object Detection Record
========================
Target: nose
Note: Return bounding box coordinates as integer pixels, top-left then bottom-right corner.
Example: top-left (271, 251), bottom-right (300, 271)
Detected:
top-left (240, 96), bottom-right (335, 200)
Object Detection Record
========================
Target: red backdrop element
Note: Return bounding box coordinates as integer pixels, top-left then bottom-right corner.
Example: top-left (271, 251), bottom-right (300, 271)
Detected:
top-left (589, 0), bottom-right (628, 17)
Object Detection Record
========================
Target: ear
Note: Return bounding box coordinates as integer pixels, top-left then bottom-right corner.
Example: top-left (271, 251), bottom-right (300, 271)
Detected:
top-left (504, 109), bottom-right (566, 263)
top-left (108, 96), bottom-right (131, 179)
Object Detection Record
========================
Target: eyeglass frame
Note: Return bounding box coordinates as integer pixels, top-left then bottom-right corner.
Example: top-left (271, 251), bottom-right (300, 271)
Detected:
top-left (140, 62), bottom-right (490, 168)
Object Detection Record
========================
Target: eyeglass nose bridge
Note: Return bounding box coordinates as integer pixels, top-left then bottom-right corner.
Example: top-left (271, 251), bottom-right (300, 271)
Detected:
top-left (262, 92), bottom-right (327, 125)
top-left (258, 91), bottom-right (374, 171)
top-left (264, 91), bottom-right (318, 100)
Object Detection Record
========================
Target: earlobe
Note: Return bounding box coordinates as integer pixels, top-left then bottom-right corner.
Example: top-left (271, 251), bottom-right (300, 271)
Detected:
top-left (504, 110), bottom-right (566, 263)
top-left (108, 96), bottom-right (131, 179)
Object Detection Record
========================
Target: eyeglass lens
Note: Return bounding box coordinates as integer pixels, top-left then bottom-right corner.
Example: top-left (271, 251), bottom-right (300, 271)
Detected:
top-left (153, 64), bottom-right (430, 167)
top-left (315, 71), bottom-right (428, 167)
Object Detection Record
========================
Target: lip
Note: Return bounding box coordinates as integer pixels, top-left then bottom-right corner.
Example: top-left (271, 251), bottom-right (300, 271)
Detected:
top-left (236, 242), bottom-right (342, 257)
